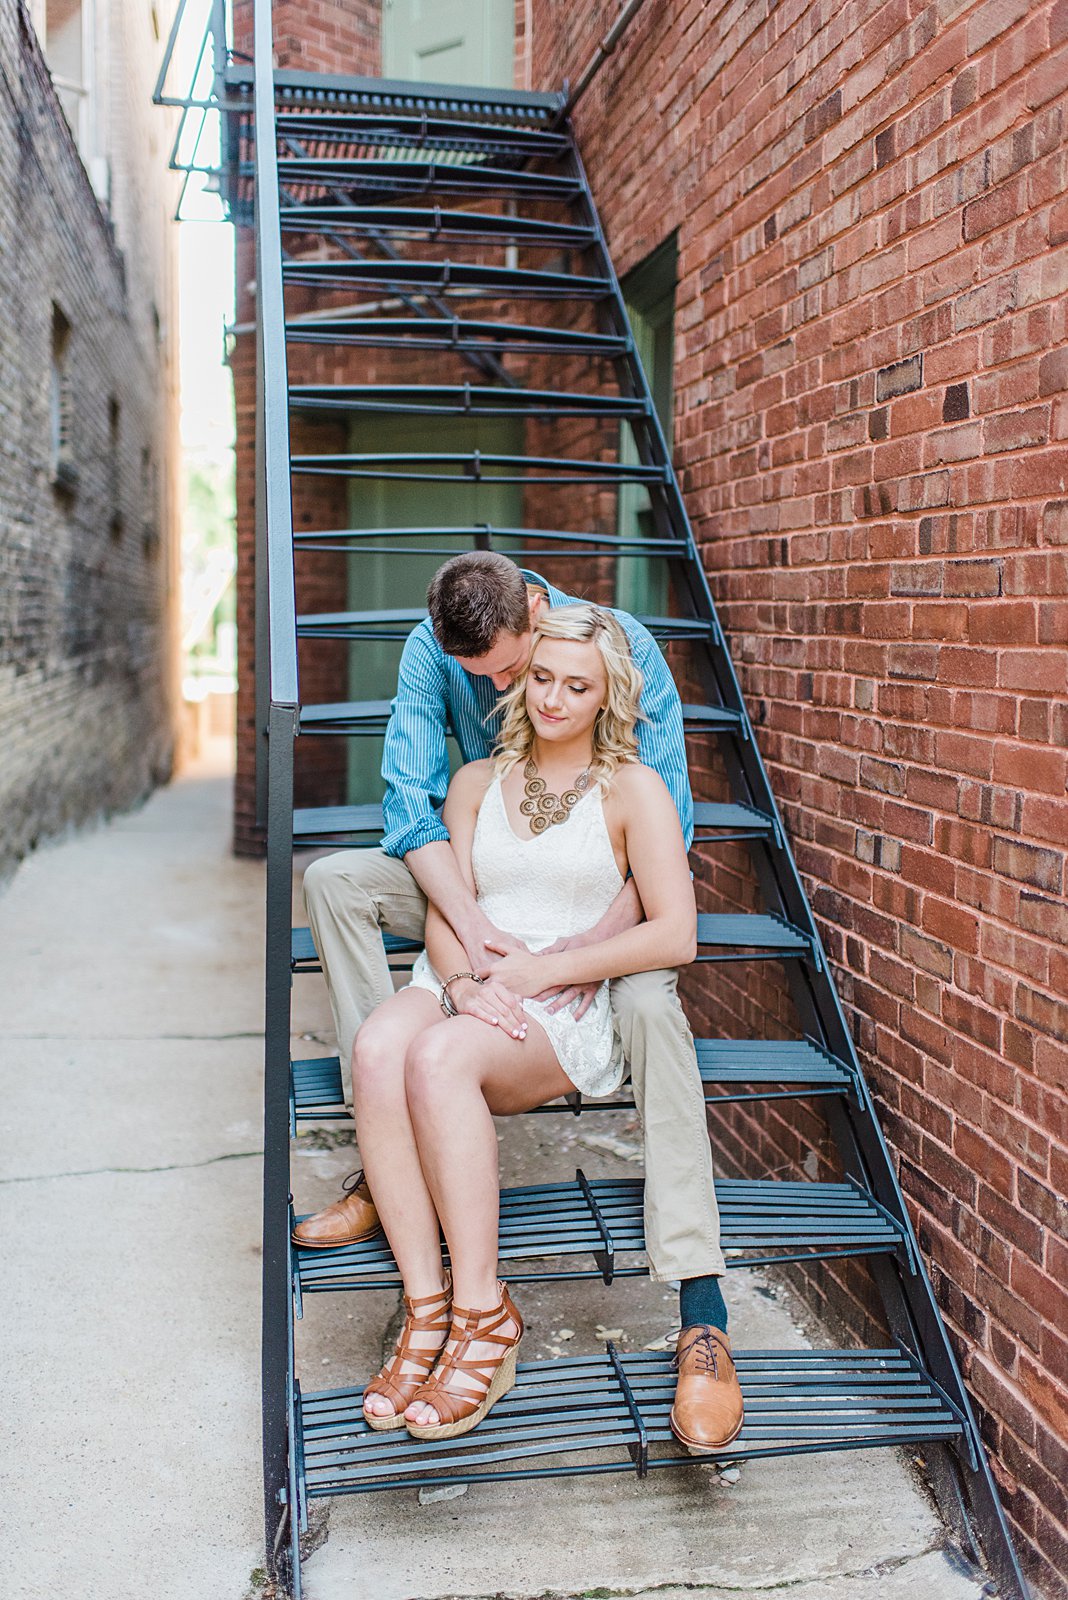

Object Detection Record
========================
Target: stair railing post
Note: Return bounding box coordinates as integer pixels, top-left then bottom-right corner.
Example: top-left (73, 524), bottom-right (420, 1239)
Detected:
top-left (252, 0), bottom-right (300, 1585)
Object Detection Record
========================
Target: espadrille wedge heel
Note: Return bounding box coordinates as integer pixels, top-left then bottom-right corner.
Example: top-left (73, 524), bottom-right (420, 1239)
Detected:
top-left (361, 1276), bottom-right (452, 1432)
top-left (405, 1284), bottom-right (523, 1441)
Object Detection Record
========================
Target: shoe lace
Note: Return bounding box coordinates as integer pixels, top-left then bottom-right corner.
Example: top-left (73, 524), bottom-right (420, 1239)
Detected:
top-left (673, 1326), bottom-right (725, 1378)
top-left (341, 1169), bottom-right (365, 1195)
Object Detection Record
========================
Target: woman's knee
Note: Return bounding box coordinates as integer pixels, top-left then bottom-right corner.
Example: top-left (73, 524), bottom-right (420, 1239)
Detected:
top-left (404, 1026), bottom-right (467, 1106)
top-left (351, 1016), bottom-right (408, 1102)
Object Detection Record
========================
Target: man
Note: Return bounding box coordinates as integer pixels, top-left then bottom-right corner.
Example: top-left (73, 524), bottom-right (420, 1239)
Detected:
top-left (298, 551), bottom-right (743, 1450)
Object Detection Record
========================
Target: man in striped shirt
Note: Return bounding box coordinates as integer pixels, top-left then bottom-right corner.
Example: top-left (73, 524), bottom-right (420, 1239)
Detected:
top-left (297, 551), bottom-right (742, 1450)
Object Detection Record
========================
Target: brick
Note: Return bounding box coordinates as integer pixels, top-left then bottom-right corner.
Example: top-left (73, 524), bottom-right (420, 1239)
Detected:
top-left (983, 406), bottom-right (1050, 452)
top-left (955, 276), bottom-right (1018, 331)
top-left (943, 383), bottom-right (970, 422)
top-left (992, 837), bottom-right (1064, 892)
top-left (876, 355), bottom-right (924, 401)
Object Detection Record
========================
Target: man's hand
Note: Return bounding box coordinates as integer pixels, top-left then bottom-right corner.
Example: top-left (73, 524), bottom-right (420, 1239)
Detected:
top-left (460, 913), bottom-right (527, 971)
top-left (448, 975), bottom-right (529, 1040)
top-left (481, 935), bottom-right (600, 1018)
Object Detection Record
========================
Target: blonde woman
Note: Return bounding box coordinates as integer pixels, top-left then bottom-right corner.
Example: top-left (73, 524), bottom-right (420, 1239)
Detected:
top-left (353, 604), bottom-right (697, 1440)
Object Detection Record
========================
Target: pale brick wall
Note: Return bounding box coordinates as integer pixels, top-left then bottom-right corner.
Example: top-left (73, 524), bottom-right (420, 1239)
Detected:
top-left (0, 1), bottom-right (181, 882)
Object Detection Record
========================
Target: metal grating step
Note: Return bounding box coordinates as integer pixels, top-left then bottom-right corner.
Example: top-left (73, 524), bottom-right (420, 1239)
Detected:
top-left (291, 800), bottom-right (773, 849)
top-left (696, 913), bottom-right (813, 962)
top-left (280, 259), bottom-right (611, 299)
top-left (293, 1174), bottom-right (908, 1297)
top-left (290, 452), bottom-right (669, 486)
top-left (291, 910), bottom-right (814, 974)
top-left (274, 157), bottom-right (581, 200)
top-left (290, 1037), bottom-right (855, 1126)
top-left (298, 1345), bottom-right (964, 1497)
top-left (291, 525), bottom-right (689, 559)
top-left (279, 206), bottom-right (595, 249)
top-left (273, 108), bottom-right (570, 157)
top-left (298, 700), bottom-right (395, 735)
top-left (297, 699), bottom-right (743, 738)
top-left (288, 384), bottom-right (646, 420)
top-left (295, 607), bottom-right (706, 643)
top-left (284, 316), bottom-right (629, 357)
top-left (291, 926), bottom-right (420, 974)
top-left (293, 803), bottom-right (384, 846)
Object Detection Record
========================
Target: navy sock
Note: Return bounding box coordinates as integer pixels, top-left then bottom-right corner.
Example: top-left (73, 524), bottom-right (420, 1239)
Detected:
top-left (679, 1274), bottom-right (728, 1333)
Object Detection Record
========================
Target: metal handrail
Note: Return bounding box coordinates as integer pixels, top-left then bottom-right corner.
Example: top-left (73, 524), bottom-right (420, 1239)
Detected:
top-left (253, 0), bottom-right (299, 709)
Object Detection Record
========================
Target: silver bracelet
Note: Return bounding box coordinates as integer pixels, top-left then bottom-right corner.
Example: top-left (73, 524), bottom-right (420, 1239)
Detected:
top-left (439, 971), bottom-right (481, 1017)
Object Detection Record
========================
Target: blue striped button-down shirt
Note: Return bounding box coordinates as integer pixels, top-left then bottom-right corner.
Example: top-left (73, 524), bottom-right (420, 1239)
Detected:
top-left (380, 571), bottom-right (694, 859)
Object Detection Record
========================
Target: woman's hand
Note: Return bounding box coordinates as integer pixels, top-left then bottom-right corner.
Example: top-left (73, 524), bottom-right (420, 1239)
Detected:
top-left (448, 975), bottom-right (529, 1040)
top-left (478, 944), bottom-right (565, 999)
top-left (526, 933), bottom-right (600, 1019)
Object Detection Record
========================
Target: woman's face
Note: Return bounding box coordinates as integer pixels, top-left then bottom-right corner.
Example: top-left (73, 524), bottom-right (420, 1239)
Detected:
top-left (524, 636), bottom-right (608, 748)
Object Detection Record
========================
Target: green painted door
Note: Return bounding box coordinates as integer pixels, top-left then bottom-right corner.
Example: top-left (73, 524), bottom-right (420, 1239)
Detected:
top-left (382, 0), bottom-right (515, 86)
top-left (345, 413), bottom-right (523, 803)
top-left (616, 238), bottom-right (678, 618)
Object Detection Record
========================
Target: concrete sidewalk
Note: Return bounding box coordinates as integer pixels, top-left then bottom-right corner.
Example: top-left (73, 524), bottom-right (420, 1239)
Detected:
top-left (0, 754), bottom-right (992, 1600)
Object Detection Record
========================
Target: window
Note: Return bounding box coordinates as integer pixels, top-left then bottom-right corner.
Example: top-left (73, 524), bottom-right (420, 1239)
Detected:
top-left (50, 304), bottom-right (77, 494)
top-left (109, 397), bottom-right (123, 539)
top-left (616, 236), bottom-right (678, 618)
top-left (32, 0), bottom-right (108, 199)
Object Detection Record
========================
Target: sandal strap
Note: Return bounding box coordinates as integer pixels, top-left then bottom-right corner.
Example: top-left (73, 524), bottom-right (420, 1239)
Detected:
top-left (411, 1286), bottom-right (523, 1423)
top-left (364, 1278), bottom-right (452, 1411)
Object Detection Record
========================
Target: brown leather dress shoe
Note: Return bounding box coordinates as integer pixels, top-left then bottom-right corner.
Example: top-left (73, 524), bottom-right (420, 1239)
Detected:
top-left (669, 1324), bottom-right (745, 1453)
top-left (291, 1170), bottom-right (381, 1249)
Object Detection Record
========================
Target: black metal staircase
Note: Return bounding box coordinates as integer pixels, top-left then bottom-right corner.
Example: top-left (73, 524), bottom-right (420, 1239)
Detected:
top-left (159, 4), bottom-right (1031, 1595)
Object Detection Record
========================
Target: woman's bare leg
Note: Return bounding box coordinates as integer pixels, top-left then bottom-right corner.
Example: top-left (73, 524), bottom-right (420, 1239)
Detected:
top-left (351, 986), bottom-right (450, 1421)
top-left (402, 1014), bottom-right (572, 1426)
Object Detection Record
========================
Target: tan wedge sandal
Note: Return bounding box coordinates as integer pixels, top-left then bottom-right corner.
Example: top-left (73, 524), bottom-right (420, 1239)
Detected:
top-left (405, 1283), bottom-right (523, 1441)
top-left (361, 1277), bottom-right (452, 1432)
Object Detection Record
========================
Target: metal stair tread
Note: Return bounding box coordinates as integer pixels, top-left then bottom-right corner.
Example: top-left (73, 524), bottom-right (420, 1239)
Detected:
top-left (696, 913), bottom-right (811, 954)
top-left (284, 316), bottom-right (629, 355)
top-left (292, 800), bottom-right (772, 846)
top-left (273, 157), bottom-right (580, 198)
top-left (288, 384), bottom-right (645, 418)
top-left (291, 926), bottom-right (420, 971)
top-left (291, 526), bottom-right (689, 558)
top-left (297, 699), bottom-right (395, 734)
top-left (298, 1345), bottom-right (963, 1496)
top-left (290, 452), bottom-right (668, 484)
top-left (291, 1038), bottom-right (854, 1124)
top-left (295, 606), bottom-right (704, 640)
top-left (273, 107), bottom-right (569, 153)
top-left (293, 1174), bottom-right (907, 1295)
top-left (279, 205), bottom-right (594, 247)
top-left (280, 259), bottom-right (611, 297)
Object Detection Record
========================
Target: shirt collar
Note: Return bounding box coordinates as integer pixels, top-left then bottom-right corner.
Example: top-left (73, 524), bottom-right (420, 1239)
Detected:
top-left (518, 568), bottom-right (574, 611)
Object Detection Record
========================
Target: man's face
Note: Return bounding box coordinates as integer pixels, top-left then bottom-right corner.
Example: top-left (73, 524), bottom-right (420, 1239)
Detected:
top-left (453, 628), bottom-right (534, 691)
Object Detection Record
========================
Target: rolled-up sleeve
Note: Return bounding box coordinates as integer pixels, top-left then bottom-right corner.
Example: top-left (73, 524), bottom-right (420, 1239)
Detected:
top-left (627, 627), bottom-right (694, 851)
top-left (380, 629), bottom-right (453, 859)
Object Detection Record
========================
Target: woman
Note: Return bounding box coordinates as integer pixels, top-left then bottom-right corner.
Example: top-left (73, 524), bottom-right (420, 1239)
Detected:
top-left (353, 603), bottom-right (697, 1439)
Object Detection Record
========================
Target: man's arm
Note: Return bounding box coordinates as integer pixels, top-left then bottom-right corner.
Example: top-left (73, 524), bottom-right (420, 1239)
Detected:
top-left (381, 627), bottom-right (526, 966)
top-left (625, 625), bottom-right (694, 849)
top-left (405, 838), bottom-right (525, 967)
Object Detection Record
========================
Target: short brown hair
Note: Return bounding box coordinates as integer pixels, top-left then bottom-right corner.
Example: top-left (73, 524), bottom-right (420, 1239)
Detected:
top-left (426, 551), bottom-right (531, 657)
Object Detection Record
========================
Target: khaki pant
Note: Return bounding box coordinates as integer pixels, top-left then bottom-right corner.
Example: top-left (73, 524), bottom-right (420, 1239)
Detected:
top-left (302, 848), bottom-right (725, 1282)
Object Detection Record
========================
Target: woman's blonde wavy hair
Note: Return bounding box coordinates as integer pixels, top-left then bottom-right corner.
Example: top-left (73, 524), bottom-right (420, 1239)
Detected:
top-left (492, 603), bottom-right (644, 788)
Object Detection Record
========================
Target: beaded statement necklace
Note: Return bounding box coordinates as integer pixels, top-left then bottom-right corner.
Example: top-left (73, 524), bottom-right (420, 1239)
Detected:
top-left (520, 757), bottom-right (592, 834)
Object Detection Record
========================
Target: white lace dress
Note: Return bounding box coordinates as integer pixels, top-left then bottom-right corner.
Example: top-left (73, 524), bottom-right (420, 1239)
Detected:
top-left (406, 774), bottom-right (626, 1097)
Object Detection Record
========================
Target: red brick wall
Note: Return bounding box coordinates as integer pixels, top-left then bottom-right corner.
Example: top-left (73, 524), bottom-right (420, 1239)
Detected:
top-left (528, 1), bottom-right (1068, 1593)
